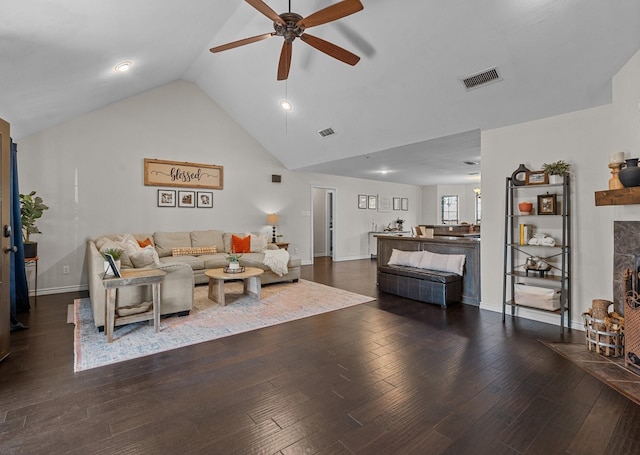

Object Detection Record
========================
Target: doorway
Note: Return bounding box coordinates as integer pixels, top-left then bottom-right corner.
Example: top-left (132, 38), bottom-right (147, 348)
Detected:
top-left (311, 187), bottom-right (336, 261)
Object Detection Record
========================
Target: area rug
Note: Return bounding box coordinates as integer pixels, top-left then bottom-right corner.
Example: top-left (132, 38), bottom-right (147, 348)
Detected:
top-left (74, 279), bottom-right (374, 372)
top-left (542, 341), bottom-right (640, 406)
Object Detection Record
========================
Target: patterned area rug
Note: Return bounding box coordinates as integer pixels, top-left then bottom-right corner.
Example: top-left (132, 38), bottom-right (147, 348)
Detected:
top-left (74, 279), bottom-right (374, 372)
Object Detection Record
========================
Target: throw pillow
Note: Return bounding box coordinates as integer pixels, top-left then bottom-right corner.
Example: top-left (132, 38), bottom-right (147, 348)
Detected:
top-left (137, 237), bottom-right (153, 248)
top-left (130, 246), bottom-right (161, 268)
top-left (247, 232), bottom-right (269, 253)
top-left (418, 251), bottom-right (466, 276)
top-left (231, 234), bottom-right (251, 253)
top-left (172, 246), bottom-right (217, 256)
top-left (387, 249), bottom-right (423, 268)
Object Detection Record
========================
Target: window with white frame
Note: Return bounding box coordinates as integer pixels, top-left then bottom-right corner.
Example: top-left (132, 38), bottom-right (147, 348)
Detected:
top-left (441, 195), bottom-right (459, 224)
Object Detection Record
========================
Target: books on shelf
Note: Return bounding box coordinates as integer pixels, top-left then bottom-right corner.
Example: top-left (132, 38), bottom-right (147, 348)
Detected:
top-left (519, 224), bottom-right (532, 245)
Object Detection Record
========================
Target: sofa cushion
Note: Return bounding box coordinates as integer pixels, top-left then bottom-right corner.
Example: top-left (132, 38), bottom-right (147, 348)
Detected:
top-left (153, 231), bottom-right (192, 257)
top-left (419, 250), bottom-right (465, 276)
top-left (130, 245), bottom-right (161, 268)
top-left (191, 230), bottom-right (225, 252)
top-left (172, 246), bottom-right (217, 256)
top-left (223, 232), bottom-right (247, 253)
top-left (388, 249), bottom-right (423, 268)
top-left (231, 234), bottom-right (251, 253)
top-left (238, 253), bottom-right (270, 270)
top-left (159, 255), bottom-right (205, 270)
top-left (248, 232), bottom-right (269, 253)
top-left (201, 254), bottom-right (229, 269)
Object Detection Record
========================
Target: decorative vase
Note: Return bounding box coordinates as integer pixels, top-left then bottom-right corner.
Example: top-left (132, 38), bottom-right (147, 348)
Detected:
top-left (511, 163), bottom-right (530, 186)
top-left (228, 262), bottom-right (239, 270)
top-left (619, 158), bottom-right (640, 188)
top-left (518, 201), bottom-right (533, 215)
top-left (548, 174), bottom-right (564, 185)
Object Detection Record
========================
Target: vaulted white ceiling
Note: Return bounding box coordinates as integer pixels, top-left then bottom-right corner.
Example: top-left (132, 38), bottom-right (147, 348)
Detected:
top-left (2, 1), bottom-right (639, 185)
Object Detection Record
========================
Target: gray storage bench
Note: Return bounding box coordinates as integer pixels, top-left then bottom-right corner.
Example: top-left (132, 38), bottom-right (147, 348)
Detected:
top-left (378, 264), bottom-right (462, 308)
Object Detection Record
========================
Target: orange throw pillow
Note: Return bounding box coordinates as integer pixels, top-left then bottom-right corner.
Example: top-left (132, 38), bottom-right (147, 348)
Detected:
top-left (137, 237), bottom-right (152, 248)
top-left (231, 235), bottom-right (251, 253)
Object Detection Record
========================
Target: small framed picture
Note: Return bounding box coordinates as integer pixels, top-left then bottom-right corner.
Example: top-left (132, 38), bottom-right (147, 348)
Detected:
top-left (537, 193), bottom-right (557, 215)
top-left (197, 191), bottom-right (213, 208)
top-left (157, 189), bottom-right (176, 207)
top-left (358, 194), bottom-right (367, 209)
top-left (401, 198), bottom-right (408, 211)
top-left (525, 171), bottom-right (548, 185)
top-left (368, 195), bottom-right (377, 210)
top-left (393, 197), bottom-right (401, 210)
top-left (178, 190), bottom-right (195, 207)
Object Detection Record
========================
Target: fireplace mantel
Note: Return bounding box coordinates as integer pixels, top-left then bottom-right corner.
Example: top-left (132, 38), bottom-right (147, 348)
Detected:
top-left (595, 187), bottom-right (640, 206)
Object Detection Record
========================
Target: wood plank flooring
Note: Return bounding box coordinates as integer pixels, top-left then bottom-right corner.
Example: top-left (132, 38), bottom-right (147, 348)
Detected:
top-left (1, 257), bottom-right (639, 454)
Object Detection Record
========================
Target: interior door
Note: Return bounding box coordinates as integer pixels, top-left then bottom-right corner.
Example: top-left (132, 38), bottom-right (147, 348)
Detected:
top-left (0, 118), bottom-right (11, 361)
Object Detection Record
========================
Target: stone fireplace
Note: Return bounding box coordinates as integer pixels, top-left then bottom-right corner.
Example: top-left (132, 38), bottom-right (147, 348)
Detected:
top-left (614, 221), bottom-right (640, 315)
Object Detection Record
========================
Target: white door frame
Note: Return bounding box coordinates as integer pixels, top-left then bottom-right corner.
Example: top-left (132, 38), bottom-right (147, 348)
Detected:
top-left (310, 186), bottom-right (336, 261)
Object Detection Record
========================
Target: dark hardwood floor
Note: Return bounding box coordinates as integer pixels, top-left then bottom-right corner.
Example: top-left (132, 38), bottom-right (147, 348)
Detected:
top-left (1, 257), bottom-right (639, 454)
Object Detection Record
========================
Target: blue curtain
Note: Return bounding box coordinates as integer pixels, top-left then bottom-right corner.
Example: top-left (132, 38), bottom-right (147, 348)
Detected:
top-left (10, 139), bottom-right (29, 314)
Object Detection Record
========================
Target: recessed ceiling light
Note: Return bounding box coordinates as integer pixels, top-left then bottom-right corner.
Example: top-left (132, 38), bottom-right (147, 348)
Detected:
top-left (279, 99), bottom-right (292, 111)
top-left (115, 61), bottom-right (132, 72)
top-left (379, 170), bottom-right (389, 174)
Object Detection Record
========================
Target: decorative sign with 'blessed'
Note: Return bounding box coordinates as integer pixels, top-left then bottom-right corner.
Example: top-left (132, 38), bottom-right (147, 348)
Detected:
top-left (144, 158), bottom-right (223, 189)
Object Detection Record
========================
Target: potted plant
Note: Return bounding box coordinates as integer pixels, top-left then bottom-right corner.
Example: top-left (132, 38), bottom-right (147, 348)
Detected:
top-left (541, 160), bottom-right (571, 184)
top-left (226, 251), bottom-right (243, 271)
top-left (101, 248), bottom-right (123, 276)
top-left (19, 191), bottom-right (49, 258)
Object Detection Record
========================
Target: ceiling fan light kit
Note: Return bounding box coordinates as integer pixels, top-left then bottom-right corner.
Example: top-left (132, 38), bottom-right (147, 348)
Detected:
top-left (210, 0), bottom-right (364, 80)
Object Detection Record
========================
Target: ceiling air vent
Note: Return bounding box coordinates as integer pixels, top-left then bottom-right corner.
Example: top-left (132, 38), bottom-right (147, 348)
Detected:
top-left (461, 67), bottom-right (501, 90)
top-left (318, 127), bottom-right (335, 138)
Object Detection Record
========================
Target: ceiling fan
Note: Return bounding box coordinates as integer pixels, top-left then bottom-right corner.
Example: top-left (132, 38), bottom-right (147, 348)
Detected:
top-left (210, 0), bottom-right (364, 80)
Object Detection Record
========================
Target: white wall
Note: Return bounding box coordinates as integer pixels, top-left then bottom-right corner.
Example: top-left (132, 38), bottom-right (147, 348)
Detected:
top-left (481, 49), bottom-right (640, 328)
top-left (17, 81), bottom-right (421, 294)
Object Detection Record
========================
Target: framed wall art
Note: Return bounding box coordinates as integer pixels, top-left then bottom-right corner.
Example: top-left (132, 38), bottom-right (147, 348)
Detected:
top-left (537, 193), bottom-right (557, 215)
top-left (157, 189), bottom-right (176, 207)
top-left (144, 158), bottom-right (223, 189)
top-left (393, 197), bottom-right (401, 210)
top-left (525, 171), bottom-right (548, 185)
top-left (358, 194), bottom-right (367, 209)
top-left (378, 195), bottom-right (392, 212)
top-left (401, 198), bottom-right (408, 211)
top-left (197, 191), bottom-right (213, 208)
top-left (368, 195), bottom-right (377, 210)
top-left (178, 191), bottom-right (195, 207)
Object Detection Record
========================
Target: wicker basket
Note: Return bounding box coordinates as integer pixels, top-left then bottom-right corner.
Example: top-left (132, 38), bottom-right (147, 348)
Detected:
top-left (625, 301), bottom-right (640, 370)
top-left (583, 309), bottom-right (624, 357)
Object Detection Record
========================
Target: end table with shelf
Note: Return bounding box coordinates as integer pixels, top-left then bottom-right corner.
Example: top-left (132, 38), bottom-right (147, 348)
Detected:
top-left (102, 268), bottom-right (166, 342)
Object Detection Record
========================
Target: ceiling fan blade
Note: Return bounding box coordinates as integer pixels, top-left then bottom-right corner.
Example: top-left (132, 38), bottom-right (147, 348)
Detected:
top-left (209, 33), bottom-right (274, 53)
top-left (245, 0), bottom-right (285, 26)
top-left (300, 33), bottom-right (360, 66)
top-left (277, 42), bottom-right (293, 81)
top-left (297, 0), bottom-right (363, 29)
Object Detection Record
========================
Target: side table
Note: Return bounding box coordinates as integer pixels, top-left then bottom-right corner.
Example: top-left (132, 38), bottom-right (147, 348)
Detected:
top-left (275, 242), bottom-right (289, 251)
top-left (102, 268), bottom-right (166, 342)
top-left (24, 256), bottom-right (38, 307)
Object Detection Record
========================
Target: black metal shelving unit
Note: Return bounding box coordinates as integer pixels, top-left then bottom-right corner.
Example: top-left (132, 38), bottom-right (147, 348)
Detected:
top-left (502, 174), bottom-right (571, 333)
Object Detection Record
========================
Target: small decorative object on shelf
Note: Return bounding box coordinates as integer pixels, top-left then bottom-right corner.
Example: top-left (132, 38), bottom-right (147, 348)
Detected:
top-left (518, 201), bottom-right (533, 215)
top-left (537, 193), bottom-right (557, 215)
top-left (525, 171), bottom-right (548, 185)
top-left (541, 160), bottom-right (571, 185)
top-left (619, 158), bottom-right (640, 188)
top-left (608, 162), bottom-right (624, 190)
top-left (511, 163), bottom-right (530, 186)
top-left (395, 218), bottom-right (405, 231)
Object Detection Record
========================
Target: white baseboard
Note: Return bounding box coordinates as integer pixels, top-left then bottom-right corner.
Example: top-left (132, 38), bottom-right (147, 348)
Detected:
top-left (34, 284), bottom-right (87, 296)
top-left (481, 302), bottom-right (584, 332)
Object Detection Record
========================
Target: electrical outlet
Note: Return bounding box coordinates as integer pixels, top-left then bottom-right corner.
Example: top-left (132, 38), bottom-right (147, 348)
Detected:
top-left (63, 265), bottom-right (70, 274)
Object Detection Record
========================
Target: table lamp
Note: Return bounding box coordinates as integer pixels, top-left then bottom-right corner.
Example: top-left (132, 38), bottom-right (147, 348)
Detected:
top-left (266, 214), bottom-right (279, 243)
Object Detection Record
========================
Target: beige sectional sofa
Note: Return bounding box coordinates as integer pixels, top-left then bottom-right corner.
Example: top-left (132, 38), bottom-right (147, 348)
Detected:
top-left (86, 230), bottom-right (301, 328)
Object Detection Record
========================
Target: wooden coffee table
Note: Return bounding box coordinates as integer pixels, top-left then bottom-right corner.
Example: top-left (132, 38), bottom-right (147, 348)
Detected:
top-left (205, 267), bottom-right (264, 306)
